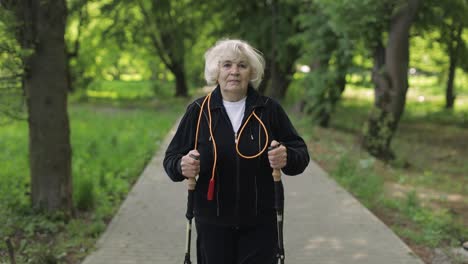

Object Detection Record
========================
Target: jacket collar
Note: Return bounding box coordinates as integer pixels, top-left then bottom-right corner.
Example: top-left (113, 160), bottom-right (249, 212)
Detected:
top-left (210, 85), bottom-right (266, 111)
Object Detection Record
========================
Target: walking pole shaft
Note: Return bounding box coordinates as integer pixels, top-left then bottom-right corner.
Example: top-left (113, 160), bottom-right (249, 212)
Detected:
top-left (184, 178), bottom-right (196, 264)
top-left (269, 142), bottom-right (285, 263)
top-left (184, 154), bottom-right (199, 264)
top-left (273, 169), bottom-right (285, 263)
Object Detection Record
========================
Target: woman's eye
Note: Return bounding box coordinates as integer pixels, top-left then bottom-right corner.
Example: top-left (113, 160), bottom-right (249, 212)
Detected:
top-left (223, 63), bottom-right (231, 68)
top-left (239, 64), bottom-right (248, 69)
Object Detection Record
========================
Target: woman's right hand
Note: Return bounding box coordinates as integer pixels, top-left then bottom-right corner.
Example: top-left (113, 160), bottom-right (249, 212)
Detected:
top-left (180, 150), bottom-right (200, 178)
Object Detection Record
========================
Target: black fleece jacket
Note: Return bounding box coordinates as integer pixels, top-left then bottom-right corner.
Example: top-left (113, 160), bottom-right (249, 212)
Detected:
top-left (163, 85), bottom-right (309, 226)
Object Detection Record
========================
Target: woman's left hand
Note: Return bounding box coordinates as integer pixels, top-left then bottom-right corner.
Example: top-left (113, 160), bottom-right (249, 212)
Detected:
top-left (268, 140), bottom-right (287, 169)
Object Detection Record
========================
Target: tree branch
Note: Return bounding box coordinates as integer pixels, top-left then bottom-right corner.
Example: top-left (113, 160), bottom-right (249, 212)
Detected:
top-left (136, 0), bottom-right (175, 71)
top-left (68, 0), bottom-right (88, 58)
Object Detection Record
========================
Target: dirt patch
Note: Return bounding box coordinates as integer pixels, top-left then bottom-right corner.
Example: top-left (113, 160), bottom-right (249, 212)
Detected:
top-left (385, 182), bottom-right (468, 226)
top-left (372, 206), bottom-right (434, 263)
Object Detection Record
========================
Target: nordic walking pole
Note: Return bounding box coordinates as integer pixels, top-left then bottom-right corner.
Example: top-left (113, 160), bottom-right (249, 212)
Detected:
top-left (183, 154), bottom-right (199, 264)
top-left (269, 144), bottom-right (285, 264)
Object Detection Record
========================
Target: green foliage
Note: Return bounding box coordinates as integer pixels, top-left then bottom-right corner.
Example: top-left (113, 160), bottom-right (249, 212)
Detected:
top-left (384, 192), bottom-right (466, 247)
top-left (92, 0), bottom-right (210, 96)
top-left (410, 33), bottom-right (448, 77)
top-left (0, 81), bottom-right (186, 262)
top-left (68, 104), bottom-right (180, 211)
top-left (313, 0), bottom-right (391, 47)
top-left (75, 176), bottom-right (96, 211)
top-left (332, 154), bottom-right (384, 208)
top-left (294, 2), bottom-right (354, 124)
top-left (300, 69), bottom-right (341, 123)
top-left (65, 0), bottom-right (170, 91)
top-left (0, 7), bottom-right (27, 123)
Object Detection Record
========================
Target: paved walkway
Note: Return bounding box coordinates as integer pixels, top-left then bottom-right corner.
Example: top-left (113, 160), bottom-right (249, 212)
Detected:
top-left (82, 120), bottom-right (424, 264)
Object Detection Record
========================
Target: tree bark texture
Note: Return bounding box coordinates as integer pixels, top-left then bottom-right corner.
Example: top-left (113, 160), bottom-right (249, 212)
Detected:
top-left (263, 49), bottom-right (298, 100)
top-left (173, 63), bottom-right (188, 97)
top-left (318, 47), bottom-right (351, 128)
top-left (14, 0), bottom-right (73, 212)
top-left (259, 0), bottom-right (300, 100)
top-left (363, 0), bottom-right (420, 160)
top-left (266, 60), bottom-right (293, 100)
top-left (445, 24), bottom-right (463, 109)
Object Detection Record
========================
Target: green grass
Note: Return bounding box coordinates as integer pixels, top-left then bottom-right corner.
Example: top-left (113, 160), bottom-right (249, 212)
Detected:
top-left (384, 193), bottom-right (463, 248)
top-left (331, 154), bottom-right (384, 208)
top-left (86, 80), bottom-right (169, 99)
top-left (71, 79), bottom-right (194, 102)
top-left (0, 81), bottom-right (187, 263)
top-left (329, 153), bottom-right (465, 249)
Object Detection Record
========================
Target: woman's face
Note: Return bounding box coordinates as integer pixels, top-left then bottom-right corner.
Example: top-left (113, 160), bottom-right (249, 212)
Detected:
top-left (217, 52), bottom-right (252, 101)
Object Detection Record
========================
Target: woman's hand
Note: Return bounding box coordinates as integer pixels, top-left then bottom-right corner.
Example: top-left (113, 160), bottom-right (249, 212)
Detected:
top-left (181, 150), bottom-right (200, 178)
top-left (268, 140), bottom-right (287, 169)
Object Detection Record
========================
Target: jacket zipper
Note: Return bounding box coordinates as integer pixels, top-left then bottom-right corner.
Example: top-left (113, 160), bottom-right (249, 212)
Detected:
top-left (234, 116), bottom-right (243, 221)
top-left (255, 111), bottom-right (263, 216)
top-left (216, 170), bottom-right (220, 216)
top-left (220, 107), bottom-right (241, 219)
top-left (234, 108), bottom-right (258, 219)
top-left (234, 123), bottom-right (240, 219)
top-left (235, 149), bottom-right (240, 219)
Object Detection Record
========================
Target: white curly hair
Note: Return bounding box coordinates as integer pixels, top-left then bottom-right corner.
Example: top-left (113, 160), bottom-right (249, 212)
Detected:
top-left (204, 39), bottom-right (265, 89)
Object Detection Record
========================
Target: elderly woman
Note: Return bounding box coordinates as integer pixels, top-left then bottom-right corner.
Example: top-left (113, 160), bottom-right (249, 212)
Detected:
top-left (164, 39), bottom-right (309, 264)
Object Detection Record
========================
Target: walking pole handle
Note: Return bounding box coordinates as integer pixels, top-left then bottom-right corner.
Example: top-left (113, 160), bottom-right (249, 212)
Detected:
top-left (185, 154), bottom-right (199, 218)
top-left (186, 153), bottom-right (199, 190)
top-left (272, 169), bottom-right (281, 182)
top-left (268, 143), bottom-right (283, 182)
top-left (186, 178), bottom-right (196, 191)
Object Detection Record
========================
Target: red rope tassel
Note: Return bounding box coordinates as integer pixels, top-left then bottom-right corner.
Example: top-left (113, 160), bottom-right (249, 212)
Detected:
top-left (207, 178), bottom-right (215, 201)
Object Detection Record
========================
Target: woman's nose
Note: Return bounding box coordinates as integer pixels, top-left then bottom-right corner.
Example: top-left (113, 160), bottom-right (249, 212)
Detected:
top-left (230, 65), bottom-right (240, 74)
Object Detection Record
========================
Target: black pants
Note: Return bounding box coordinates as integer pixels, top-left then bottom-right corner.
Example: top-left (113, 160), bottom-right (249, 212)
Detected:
top-left (195, 217), bottom-right (278, 264)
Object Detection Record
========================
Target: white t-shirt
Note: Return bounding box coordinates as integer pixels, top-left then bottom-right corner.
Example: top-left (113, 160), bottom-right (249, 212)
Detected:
top-left (223, 97), bottom-right (246, 133)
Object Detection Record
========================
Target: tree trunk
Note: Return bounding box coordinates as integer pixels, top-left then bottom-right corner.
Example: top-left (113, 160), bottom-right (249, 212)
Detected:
top-left (258, 61), bottom-right (270, 95)
top-left (264, 53), bottom-right (297, 100)
top-left (362, 0), bottom-right (420, 161)
top-left (173, 64), bottom-right (188, 97)
top-left (137, 0), bottom-right (190, 98)
top-left (18, 0), bottom-right (73, 212)
top-left (267, 0), bottom-right (281, 99)
top-left (317, 71), bottom-right (347, 128)
top-left (317, 47), bottom-right (351, 128)
top-left (267, 63), bottom-right (291, 100)
top-left (445, 24), bottom-right (463, 109)
top-left (260, 0), bottom-right (299, 100)
top-left (371, 39), bottom-right (389, 106)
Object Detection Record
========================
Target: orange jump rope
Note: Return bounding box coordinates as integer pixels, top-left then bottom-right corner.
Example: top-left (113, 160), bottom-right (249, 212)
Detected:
top-left (193, 92), bottom-right (269, 200)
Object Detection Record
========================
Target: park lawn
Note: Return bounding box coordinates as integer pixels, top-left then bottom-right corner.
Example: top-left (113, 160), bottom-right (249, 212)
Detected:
top-left (0, 85), bottom-right (187, 263)
top-left (290, 88), bottom-right (468, 263)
